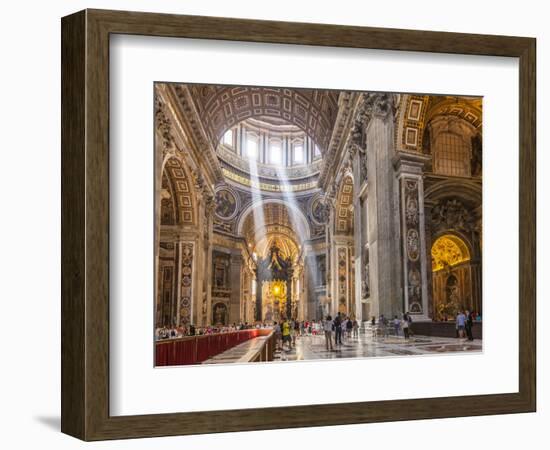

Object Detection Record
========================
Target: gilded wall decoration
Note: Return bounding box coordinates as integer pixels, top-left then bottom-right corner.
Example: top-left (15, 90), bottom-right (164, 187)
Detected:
top-left (431, 235), bottom-right (470, 271)
top-left (164, 157), bottom-right (195, 225)
top-left (335, 176), bottom-right (354, 234)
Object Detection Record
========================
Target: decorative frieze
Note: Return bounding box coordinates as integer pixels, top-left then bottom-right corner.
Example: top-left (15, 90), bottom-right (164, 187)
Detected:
top-left (179, 242), bottom-right (194, 325)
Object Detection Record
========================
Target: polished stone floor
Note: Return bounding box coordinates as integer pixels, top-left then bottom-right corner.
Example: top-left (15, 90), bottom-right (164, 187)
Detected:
top-left (274, 333), bottom-right (482, 362)
top-left (203, 331), bottom-right (482, 364)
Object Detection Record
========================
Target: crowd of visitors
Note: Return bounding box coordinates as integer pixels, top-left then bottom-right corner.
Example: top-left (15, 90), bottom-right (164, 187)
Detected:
top-left (320, 313), bottom-right (360, 351)
top-left (156, 309), bottom-right (477, 344)
top-left (155, 321), bottom-right (270, 340)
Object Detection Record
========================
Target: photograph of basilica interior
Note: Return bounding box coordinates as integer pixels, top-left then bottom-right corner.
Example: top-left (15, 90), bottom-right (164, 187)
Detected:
top-left (154, 83), bottom-right (482, 367)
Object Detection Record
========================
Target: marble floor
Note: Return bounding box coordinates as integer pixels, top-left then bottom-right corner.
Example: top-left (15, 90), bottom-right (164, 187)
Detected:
top-left (202, 332), bottom-right (482, 364)
top-left (274, 333), bottom-right (482, 362)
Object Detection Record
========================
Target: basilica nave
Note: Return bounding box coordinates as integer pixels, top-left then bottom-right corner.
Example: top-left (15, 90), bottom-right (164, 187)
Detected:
top-left (154, 83), bottom-right (482, 364)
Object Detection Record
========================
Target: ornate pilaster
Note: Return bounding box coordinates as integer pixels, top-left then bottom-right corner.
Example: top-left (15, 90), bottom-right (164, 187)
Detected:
top-left (229, 252), bottom-right (243, 324)
top-left (177, 241), bottom-right (194, 326)
top-left (394, 152), bottom-right (431, 319)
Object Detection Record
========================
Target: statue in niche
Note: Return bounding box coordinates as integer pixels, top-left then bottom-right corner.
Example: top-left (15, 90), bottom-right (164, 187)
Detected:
top-left (317, 255), bottom-right (326, 287)
top-left (213, 303), bottom-right (227, 325)
top-left (362, 264), bottom-right (370, 299)
top-left (361, 247), bottom-right (370, 299)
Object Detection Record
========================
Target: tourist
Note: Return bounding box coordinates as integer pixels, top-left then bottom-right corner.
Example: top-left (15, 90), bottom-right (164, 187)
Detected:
top-left (352, 318), bottom-right (359, 338)
top-left (274, 321), bottom-right (282, 349)
top-left (323, 315), bottom-right (334, 351)
top-left (346, 316), bottom-right (353, 339)
top-left (393, 316), bottom-right (401, 337)
top-left (465, 310), bottom-right (474, 341)
top-left (293, 319), bottom-right (300, 346)
top-left (405, 311), bottom-right (414, 337)
top-left (334, 313), bottom-right (343, 345)
top-left (402, 313), bottom-right (410, 339)
top-left (456, 310), bottom-right (467, 339)
top-left (282, 318), bottom-right (291, 350)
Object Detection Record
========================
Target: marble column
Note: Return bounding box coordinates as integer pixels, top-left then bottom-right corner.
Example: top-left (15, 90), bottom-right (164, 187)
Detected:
top-left (364, 93), bottom-right (402, 319)
top-left (352, 148), bottom-right (368, 322)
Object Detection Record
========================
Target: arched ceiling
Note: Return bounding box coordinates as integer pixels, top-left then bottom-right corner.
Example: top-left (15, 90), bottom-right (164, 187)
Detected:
top-left (397, 94), bottom-right (482, 153)
top-left (240, 202), bottom-right (309, 258)
top-left (255, 234), bottom-right (300, 261)
top-left (163, 157), bottom-right (196, 225)
top-left (187, 85), bottom-right (340, 154)
top-left (431, 234), bottom-right (471, 272)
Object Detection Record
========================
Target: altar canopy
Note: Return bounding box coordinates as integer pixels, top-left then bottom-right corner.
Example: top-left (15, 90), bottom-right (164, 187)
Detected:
top-left (256, 244), bottom-right (294, 322)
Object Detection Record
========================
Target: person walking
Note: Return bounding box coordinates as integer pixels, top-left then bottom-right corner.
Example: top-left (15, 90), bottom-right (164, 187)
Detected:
top-left (274, 321), bottom-right (282, 349)
top-left (292, 318), bottom-right (300, 346)
top-left (405, 312), bottom-right (414, 337)
top-left (393, 315), bottom-right (401, 337)
top-left (456, 310), bottom-right (467, 339)
top-left (402, 313), bottom-right (410, 339)
top-left (346, 317), bottom-right (353, 339)
top-left (465, 310), bottom-right (474, 341)
top-left (323, 315), bottom-right (334, 351)
top-left (334, 313), bottom-right (343, 345)
top-left (282, 318), bottom-right (291, 350)
top-left (352, 318), bottom-right (359, 339)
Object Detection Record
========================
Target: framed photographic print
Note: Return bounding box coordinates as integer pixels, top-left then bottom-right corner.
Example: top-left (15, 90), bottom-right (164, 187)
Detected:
top-left (61, 9), bottom-right (536, 441)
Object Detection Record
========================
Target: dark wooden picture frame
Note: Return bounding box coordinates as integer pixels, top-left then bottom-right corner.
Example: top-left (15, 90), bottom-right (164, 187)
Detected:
top-left (61, 9), bottom-right (536, 441)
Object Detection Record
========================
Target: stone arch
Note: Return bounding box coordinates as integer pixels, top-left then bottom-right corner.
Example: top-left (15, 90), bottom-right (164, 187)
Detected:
top-left (236, 198), bottom-right (311, 241)
top-left (162, 156), bottom-right (198, 226)
top-left (430, 232), bottom-right (478, 320)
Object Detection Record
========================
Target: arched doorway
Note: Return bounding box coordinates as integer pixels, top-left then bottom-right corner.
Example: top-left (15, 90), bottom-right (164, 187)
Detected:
top-left (431, 234), bottom-right (473, 320)
top-left (155, 156), bottom-right (198, 328)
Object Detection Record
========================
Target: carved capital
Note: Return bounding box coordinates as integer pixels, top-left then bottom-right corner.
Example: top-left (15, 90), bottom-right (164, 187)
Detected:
top-left (363, 92), bottom-right (397, 123)
top-left (155, 98), bottom-right (175, 154)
